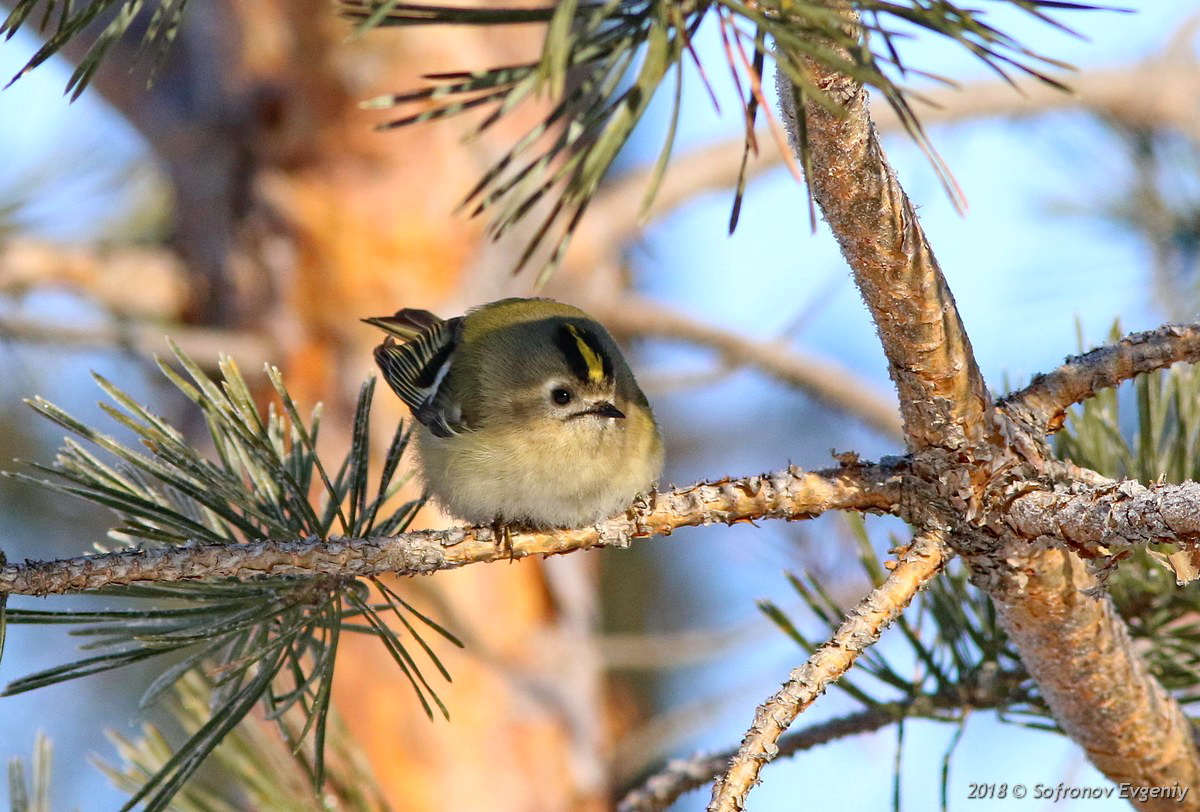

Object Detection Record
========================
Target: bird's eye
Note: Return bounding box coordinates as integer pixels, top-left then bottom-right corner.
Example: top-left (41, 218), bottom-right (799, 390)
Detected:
top-left (551, 388), bottom-right (573, 405)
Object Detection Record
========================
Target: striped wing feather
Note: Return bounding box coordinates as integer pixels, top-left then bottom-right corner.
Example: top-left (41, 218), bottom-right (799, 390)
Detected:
top-left (371, 314), bottom-right (466, 437)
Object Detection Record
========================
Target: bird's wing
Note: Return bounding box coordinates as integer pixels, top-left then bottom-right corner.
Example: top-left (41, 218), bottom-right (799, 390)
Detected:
top-left (371, 314), bottom-right (468, 438)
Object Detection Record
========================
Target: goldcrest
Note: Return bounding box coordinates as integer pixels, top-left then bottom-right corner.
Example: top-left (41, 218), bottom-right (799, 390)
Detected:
top-left (364, 297), bottom-right (664, 528)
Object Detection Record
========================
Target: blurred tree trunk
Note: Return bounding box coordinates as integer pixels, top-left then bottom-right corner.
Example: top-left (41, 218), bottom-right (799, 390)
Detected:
top-left (77, 2), bottom-right (611, 808)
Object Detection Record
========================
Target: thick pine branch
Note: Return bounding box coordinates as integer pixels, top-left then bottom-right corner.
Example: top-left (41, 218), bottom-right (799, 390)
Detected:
top-left (776, 30), bottom-right (991, 453)
top-left (1008, 479), bottom-right (1200, 552)
top-left (771, 7), bottom-right (1200, 811)
top-left (991, 547), bottom-right (1200, 800)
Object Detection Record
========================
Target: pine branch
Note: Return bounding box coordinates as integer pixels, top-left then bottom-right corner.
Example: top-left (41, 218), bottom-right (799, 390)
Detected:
top-left (620, 706), bottom-right (908, 812)
top-left (1055, 361), bottom-right (1200, 706)
top-left (0, 316), bottom-right (276, 374)
top-left (707, 528), bottom-right (948, 812)
top-left (989, 543), bottom-right (1200, 796)
top-left (0, 237), bottom-right (186, 320)
top-left (1, 0), bottom-right (187, 98)
top-left (7, 322), bottom-right (1200, 806)
top-left (618, 682), bottom-right (1025, 812)
top-left (0, 348), bottom-right (456, 811)
top-left (1007, 480), bottom-right (1200, 557)
top-left (1002, 324), bottom-right (1200, 434)
top-left (0, 463), bottom-right (904, 597)
top-left (776, 10), bottom-right (990, 454)
top-left (770, 6), bottom-right (1200, 809)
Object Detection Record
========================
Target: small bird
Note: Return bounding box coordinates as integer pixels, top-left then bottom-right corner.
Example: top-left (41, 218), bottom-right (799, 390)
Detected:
top-left (364, 297), bottom-right (664, 528)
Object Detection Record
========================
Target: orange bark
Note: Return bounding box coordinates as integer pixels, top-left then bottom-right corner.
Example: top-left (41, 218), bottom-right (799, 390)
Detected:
top-left (146, 1), bottom-right (606, 807)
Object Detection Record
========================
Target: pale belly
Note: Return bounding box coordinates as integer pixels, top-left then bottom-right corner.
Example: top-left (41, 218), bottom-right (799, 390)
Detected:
top-left (415, 418), bottom-right (661, 527)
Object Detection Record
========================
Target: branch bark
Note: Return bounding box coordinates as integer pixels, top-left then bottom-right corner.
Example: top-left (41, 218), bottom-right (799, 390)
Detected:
top-left (777, 40), bottom-right (990, 453)
top-left (706, 528), bottom-right (948, 812)
top-left (1002, 324), bottom-right (1200, 433)
top-left (1007, 480), bottom-right (1200, 554)
top-left (619, 678), bottom-right (1027, 812)
top-left (0, 463), bottom-right (902, 597)
top-left (620, 709), bottom-right (901, 812)
top-left (764, 9), bottom-right (1200, 811)
top-left (991, 547), bottom-right (1200, 803)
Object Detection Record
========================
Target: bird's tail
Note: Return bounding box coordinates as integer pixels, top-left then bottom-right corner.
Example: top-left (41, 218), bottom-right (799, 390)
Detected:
top-left (361, 308), bottom-right (442, 341)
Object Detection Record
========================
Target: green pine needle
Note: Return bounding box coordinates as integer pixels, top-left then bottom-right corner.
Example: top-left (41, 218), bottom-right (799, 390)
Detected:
top-left (7, 731), bottom-right (53, 812)
top-left (2, 1), bottom-right (1111, 280)
top-left (97, 671), bottom-right (392, 811)
top-left (343, 0), bottom-right (1110, 280)
top-left (1, 345), bottom-right (456, 812)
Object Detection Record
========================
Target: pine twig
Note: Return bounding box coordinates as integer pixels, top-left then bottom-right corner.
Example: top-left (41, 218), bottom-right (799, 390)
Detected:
top-left (706, 528), bottom-right (948, 812)
top-left (618, 683), bottom-right (1023, 812)
top-left (1002, 324), bottom-right (1200, 433)
top-left (0, 463), bottom-right (904, 597)
top-left (619, 708), bottom-right (900, 812)
top-left (0, 237), bottom-right (187, 320)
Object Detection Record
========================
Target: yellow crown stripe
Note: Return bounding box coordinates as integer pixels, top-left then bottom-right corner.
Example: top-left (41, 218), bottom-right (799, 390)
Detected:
top-left (565, 323), bottom-right (606, 383)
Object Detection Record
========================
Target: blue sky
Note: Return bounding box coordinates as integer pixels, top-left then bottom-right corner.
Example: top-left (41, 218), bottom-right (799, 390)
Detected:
top-left (1, 3), bottom-right (1198, 810)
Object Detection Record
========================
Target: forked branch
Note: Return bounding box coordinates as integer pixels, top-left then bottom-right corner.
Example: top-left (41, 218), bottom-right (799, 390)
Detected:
top-left (769, 6), bottom-right (1200, 809)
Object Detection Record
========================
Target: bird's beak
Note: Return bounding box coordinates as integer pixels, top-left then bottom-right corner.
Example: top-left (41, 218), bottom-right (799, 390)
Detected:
top-left (591, 402), bottom-right (625, 419)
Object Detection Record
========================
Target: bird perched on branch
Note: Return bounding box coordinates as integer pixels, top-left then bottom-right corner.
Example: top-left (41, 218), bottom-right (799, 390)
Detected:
top-left (364, 297), bottom-right (663, 528)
